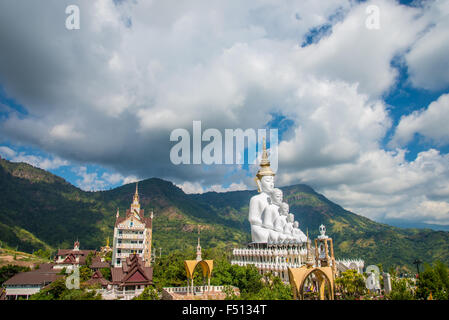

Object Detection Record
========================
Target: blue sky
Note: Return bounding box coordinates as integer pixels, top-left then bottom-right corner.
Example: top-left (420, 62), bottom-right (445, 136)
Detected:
top-left (1, 0), bottom-right (449, 229)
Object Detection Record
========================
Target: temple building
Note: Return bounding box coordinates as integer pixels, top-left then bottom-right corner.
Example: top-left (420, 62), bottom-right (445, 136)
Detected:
top-left (53, 241), bottom-right (96, 271)
top-left (112, 183), bottom-right (153, 268)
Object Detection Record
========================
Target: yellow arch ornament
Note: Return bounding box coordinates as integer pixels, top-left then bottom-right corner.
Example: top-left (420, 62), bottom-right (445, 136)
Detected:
top-left (288, 266), bottom-right (335, 300)
top-left (184, 259), bottom-right (214, 294)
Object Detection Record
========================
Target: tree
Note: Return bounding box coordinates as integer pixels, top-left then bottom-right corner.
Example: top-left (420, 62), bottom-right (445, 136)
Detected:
top-left (30, 278), bottom-right (68, 300)
top-left (415, 261), bottom-right (449, 300)
top-left (133, 286), bottom-right (160, 300)
top-left (0, 264), bottom-right (31, 286)
top-left (335, 270), bottom-right (367, 299)
top-left (30, 278), bottom-right (102, 300)
top-left (388, 269), bottom-right (415, 300)
top-left (79, 265), bottom-right (93, 282)
top-left (100, 267), bottom-right (112, 281)
top-left (85, 251), bottom-right (95, 267)
top-left (33, 249), bottom-right (52, 260)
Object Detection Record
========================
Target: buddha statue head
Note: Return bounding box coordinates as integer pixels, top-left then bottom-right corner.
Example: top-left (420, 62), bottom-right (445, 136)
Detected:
top-left (280, 202), bottom-right (289, 216)
top-left (288, 213), bottom-right (294, 223)
top-left (271, 188), bottom-right (283, 206)
top-left (255, 137), bottom-right (275, 193)
top-left (293, 221), bottom-right (299, 228)
top-left (259, 175), bottom-right (275, 194)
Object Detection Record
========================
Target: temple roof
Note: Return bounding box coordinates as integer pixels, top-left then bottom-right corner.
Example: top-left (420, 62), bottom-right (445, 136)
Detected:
top-left (90, 256), bottom-right (111, 269)
top-left (84, 270), bottom-right (111, 287)
top-left (3, 264), bottom-right (61, 286)
top-left (111, 254), bottom-right (153, 286)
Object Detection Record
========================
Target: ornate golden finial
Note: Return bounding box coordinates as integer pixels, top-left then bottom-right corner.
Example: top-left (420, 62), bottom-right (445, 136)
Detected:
top-left (106, 237), bottom-right (110, 247)
top-left (134, 182), bottom-right (139, 202)
top-left (131, 182), bottom-right (141, 214)
top-left (256, 136), bottom-right (275, 181)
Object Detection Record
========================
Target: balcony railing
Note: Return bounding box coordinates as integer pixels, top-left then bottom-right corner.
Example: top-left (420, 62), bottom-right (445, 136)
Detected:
top-left (116, 234), bottom-right (144, 240)
top-left (115, 243), bottom-right (144, 249)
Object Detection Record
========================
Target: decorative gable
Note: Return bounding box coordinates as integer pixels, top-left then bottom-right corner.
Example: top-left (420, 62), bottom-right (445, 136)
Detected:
top-left (126, 270), bottom-right (147, 283)
top-left (118, 216), bottom-right (145, 229)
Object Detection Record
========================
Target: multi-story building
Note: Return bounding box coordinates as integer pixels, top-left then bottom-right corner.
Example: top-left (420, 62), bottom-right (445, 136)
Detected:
top-left (112, 183), bottom-right (153, 267)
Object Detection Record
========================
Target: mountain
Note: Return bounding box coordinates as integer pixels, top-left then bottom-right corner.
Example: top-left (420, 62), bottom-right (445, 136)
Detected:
top-left (1, 158), bottom-right (449, 270)
top-left (0, 158), bottom-right (249, 254)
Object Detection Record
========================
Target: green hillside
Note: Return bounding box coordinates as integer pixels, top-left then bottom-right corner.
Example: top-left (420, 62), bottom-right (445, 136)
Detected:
top-left (1, 158), bottom-right (448, 270)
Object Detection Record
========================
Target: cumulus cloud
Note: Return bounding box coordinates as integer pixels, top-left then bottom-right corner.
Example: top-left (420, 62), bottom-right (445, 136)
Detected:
top-left (177, 181), bottom-right (248, 194)
top-left (391, 93), bottom-right (449, 146)
top-left (73, 166), bottom-right (138, 191)
top-left (0, 0), bottom-right (448, 226)
top-left (295, 148), bottom-right (449, 225)
top-left (0, 145), bottom-right (69, 170)
top-left (405, 0), bottom-right (449, 91)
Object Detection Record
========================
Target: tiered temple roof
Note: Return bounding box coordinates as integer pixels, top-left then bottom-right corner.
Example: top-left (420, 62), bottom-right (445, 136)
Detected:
top-left (84, 270), bottom-right (111, 288)
top-left (111, 254), bottom-right (153, 287)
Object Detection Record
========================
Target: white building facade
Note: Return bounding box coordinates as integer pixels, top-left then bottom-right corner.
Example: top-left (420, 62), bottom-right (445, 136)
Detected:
top-left (112, 183), bottom-right (153, 268)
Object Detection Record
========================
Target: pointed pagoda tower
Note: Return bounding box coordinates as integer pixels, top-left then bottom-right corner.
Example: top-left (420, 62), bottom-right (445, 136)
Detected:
top-left (112, 182), bottom-right (153, 267)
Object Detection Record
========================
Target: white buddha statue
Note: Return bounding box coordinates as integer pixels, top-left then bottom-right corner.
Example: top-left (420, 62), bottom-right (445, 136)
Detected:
top-left (248, 138), bottom-right (275, 243)
top-left (292, 221), bottom-right (306, 243)
top-left (274, 202), bottom-right (289, 243)
top-left (261, 188), bottom-right (283, 243)
top-left (283, 213), bottom-right (294, 243)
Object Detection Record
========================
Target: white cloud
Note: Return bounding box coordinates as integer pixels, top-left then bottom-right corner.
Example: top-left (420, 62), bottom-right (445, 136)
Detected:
top-left (296, 0), bottom-right (426, 96)
top-left (0, 0), bottom-right (448, 226)
top-left (405, 0), bottom-right (449, 90)
top-left (0, 146), bottom-right (16, 158)
top-left (391, 93), bottom-right (449, 146)
top-left (0, 145), bottom-right (69, 170)
top-left (292, 148), bottom-right (449, 225)
top-left (50, 124), bottom-right (84, 141)
top-left (177, 181), bottom-right (248, 194)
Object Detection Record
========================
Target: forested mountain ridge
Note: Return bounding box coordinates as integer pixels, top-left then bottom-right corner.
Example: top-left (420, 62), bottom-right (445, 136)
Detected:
top-left (1, 158), bottom-right (448, 270)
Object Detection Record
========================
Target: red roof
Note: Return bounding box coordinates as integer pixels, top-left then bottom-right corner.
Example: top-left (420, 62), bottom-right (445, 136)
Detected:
top-left (111, 254), bottom-right (152, 287)
top-left (4, 265), bottom-right (62, 286)
top-left (90, 256), bottom-right (111, 269)
top-left (84, 270), bottom-right (111, 287)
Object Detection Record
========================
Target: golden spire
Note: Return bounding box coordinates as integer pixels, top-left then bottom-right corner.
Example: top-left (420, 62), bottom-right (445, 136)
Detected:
top-left (133, 182), bottom-right (139, 203)
top-left (106, 237), bottom-right (110, 247)
top-left (256, 136), bottom-right (275, 180)
top-left (131, 182), bottom-right (141, 214)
